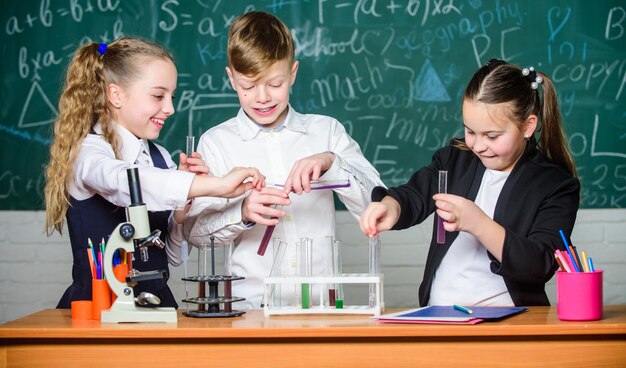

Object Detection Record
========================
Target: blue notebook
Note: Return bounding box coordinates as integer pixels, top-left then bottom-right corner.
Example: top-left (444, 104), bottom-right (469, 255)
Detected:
top-left (376, 306), bottom-right (527, 324)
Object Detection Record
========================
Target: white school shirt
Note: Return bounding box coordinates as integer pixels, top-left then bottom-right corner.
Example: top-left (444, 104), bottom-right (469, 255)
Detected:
top-left (187, 106), bottom-right (384, 308)
top-left (429, 168), bottom-right (515, 307)
top-left (68, 122), bottom-right (195, 266)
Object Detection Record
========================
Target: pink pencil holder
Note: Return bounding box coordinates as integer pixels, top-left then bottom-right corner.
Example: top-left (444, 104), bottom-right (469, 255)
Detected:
top-left (556, 270), bottom-right (603, 321)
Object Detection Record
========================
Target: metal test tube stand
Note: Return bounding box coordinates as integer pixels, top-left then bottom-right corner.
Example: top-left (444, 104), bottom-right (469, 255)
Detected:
top-left (182, 237), bottom-right (245, 318)
top-left (101, 168), bottom-right (177, 323)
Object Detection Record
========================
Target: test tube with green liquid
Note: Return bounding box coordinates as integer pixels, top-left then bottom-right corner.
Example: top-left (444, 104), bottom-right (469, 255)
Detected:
top-left (297, 238), bottom-right (312, 309)
top-left (333, 239), bottom-right (344, 309)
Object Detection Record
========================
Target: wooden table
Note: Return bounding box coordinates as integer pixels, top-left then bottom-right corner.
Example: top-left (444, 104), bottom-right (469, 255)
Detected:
top-left (1, 306), bottom-right (625, 367)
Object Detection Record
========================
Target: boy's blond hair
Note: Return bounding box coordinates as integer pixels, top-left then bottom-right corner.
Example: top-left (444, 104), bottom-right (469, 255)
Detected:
top-left (227, 11), bottom-right (294, 76)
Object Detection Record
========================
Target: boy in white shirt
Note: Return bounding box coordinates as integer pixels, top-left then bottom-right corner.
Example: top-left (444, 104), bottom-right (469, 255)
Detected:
top-left (187, 11), bottom-right (384, 308)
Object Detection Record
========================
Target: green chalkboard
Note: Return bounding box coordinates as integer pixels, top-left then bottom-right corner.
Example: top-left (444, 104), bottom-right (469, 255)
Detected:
top-left (1, 0), bottom-right (625, 210)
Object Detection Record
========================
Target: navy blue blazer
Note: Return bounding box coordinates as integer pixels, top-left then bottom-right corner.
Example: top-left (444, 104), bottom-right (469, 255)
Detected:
top-left (372, 139), bottom-right (580, 306)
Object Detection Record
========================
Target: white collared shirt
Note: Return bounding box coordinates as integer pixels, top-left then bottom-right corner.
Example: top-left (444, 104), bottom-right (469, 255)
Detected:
top-left (68, 123), bottom-right (195, 265)
top-left (429, 168), bottom-right (514, 307)
top-left (187, 106), bottom-right (384, 308)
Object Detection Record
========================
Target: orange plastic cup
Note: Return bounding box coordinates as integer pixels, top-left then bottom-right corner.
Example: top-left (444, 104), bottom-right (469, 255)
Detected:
top-left (111, 264), bottom-right (128, 302)
top-left (71, 300), bottom-right (93, 320)
top-left (92, 279), bottom-right (112, 321)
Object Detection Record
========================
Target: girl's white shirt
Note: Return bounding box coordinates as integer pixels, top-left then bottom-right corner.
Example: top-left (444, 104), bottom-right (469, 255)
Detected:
top-left (429, 168), bottom-right (515, 307)
top-left (68, 122), bottom-right (195, 266)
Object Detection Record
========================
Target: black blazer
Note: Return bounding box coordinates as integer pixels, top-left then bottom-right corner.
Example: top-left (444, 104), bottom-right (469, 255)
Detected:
top-left (372, 139), bottom-right (580, 306)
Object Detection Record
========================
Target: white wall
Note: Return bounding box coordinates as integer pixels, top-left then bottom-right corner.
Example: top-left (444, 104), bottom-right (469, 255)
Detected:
top-left (1, 209), bottom-right (625, 323)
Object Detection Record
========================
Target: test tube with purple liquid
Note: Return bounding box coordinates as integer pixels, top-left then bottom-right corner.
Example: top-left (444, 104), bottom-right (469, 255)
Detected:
top-left (436, 170), bottom-right (448, 244)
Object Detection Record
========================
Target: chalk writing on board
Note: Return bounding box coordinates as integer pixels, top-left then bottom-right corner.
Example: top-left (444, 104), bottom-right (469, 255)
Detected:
top-left (0, 1), bottom-right (624, 209)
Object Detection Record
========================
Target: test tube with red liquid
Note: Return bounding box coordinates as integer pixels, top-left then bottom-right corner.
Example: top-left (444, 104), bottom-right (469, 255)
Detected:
top-left (257, 205), bottom-right (281, 256)
top-left (436, 170), bottom-right (448, 244)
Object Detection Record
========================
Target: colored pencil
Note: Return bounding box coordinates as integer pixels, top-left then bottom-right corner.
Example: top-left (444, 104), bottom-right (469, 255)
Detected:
top-left (559, 230), bottom-right (580, 272)
top-left (86, 249), bottom-right (96, 279)
top-left (581, 251), bottom-right (590, 272)
top-left (555, 250), bottom-right (572, 273)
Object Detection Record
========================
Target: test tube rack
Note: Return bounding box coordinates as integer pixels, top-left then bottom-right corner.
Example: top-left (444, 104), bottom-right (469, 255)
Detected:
top-left (181, 275), bottom-right (246, 318)
top-left (181, 237), bottom-right (245, 318)
top-left (262, 273), bottom-right (383, 317)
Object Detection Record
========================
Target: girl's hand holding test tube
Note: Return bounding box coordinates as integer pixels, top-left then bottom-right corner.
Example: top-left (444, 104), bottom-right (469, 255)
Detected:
top-left (433, 193), bottom-right (488, 234)
top-left (433, 192), bottom-right (506, 261)
top-left (174, 136), bottom-right (208, 223)
top-left (358, 196), bottom-right (401, 237)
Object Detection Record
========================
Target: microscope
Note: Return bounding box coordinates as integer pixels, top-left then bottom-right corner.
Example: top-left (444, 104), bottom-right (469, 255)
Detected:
top-left (100, 168), bottom-right (177, 323)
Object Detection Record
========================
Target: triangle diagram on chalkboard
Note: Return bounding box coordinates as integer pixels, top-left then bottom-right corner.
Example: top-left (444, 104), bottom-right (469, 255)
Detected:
top-left (413, 59), bottom-right (451, 102)
top-left (18, 81), bottom-right (58, 128)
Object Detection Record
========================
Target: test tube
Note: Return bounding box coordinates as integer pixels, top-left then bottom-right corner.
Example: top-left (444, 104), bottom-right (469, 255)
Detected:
top-left (328, 236), bottom-right (336, 307)
top-left (198, 243), bottom-right (209, 277)
top-left (334, 240), bottom-right (345, 308)
top-left (369, 235), bottom-right (381, 308)
top-left (223, 241), bottom-right (234, 312)
top-left (257, 225), bottom-right (275, 256)
top-left (223, 241), bottom-right (234, 276)
top-left (181, 240), bottom-right (189, 309)
top-left (257, 205), bottom-right (281, 256)
top-left (210, 236), bottom-right (216, 276)
top-left (263, 239), bottom-right (287, 308)
top-left (297, 237), bottom-right (313, 309)
top-left (330, 238), bottom-right (344, 308)
top-left (437, 170), bottom-right (448, 244)
top-left (186, 136), bottom-right (195, 206)
top-left (185, 135), bottom-right (195, 157)
top-left (197, 242), bottom-right (208, 311)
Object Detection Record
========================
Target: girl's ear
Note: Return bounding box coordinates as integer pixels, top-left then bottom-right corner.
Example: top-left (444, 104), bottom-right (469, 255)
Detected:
top-left (107, 83), bottom-right (123, 108)
top-left (524, 114), bottom-right (538, 138)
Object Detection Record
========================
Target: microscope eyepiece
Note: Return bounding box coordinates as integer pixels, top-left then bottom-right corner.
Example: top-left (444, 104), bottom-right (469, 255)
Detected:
top-left (127, 168), bottom-right (144, 206)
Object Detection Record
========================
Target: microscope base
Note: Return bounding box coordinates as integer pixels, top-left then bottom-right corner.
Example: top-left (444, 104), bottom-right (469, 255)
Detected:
top-left (101, 307), bottom-right (177, 323)
top-left (101, 298), bottom-right (177, 323)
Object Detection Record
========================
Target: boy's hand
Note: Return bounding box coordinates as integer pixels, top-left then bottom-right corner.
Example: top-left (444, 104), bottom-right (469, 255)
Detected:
top-left (283, 152), bottom-right (335, 195)
top-left (179, 152), bottom-right (209, 175)
top-left (242, 187), bottom-right (290, 226)
top-left (359, 196), bottom-right (401, 237)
